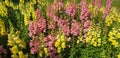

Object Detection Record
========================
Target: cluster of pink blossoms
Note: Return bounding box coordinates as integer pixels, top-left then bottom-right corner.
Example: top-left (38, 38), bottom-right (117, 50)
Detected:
top-left (71, 19), bottom-right (81, 36)
top-left (104, 0), bottom-right (112, 18)
top-left (58, 19), bottom-right (71, 36)
top-left (53, 0), bottom-right (63, 11)
top-left (47, 5), bottom-right (57, 30)
top-left (80, 0), bottom-right (91, 37)
top-left (83, 20), bottom-right (91, 35)
top-left (80, 0), bottom-right (89, 21)
top-left (66, 3), bottom-right (77, 17)
top-left (92, 0), bottom-right (102, 11)
top-left (0, 45), bottom-right (7, 58)
top-left (44, 35), bottom-right (59, 58)
top-left (28, 9), bottom-right (46, 37)
top-left (29, 37), bottom-right (40, 54)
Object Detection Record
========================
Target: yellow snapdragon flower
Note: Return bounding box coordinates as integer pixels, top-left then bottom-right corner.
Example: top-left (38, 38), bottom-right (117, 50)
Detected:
top-left (85, 27), bottom-right (102, 47)
top-left (0, 2), bottom-right (8, 17)
top-left (54, 39), bottom-right (61, 47)
top-left (18, 51), bottom-right (28, 58)
top-left (118, 53), bottom-right (120, 58)
top-left (54, 34), bottom-right (67, 53)
top-left (108, 28), bottom-right (120, 47)
top-left (0, 19), bottom-right (6, 35)
top-left (44, 48), bottom-right (48, 55)
top-left (10, 45), bottom-right (19, 54)
top-left (5, 0), bottom-right (10, 6)
top-left (11, 53), bottom-right (18, 58)
top-left (18, 51), bottom-right (24, 58)
top-left (20, 0), bottom-right (24, 3)
top-left (39, 51), bottom-right (43, 57)
top-left (57, 47), bottom-right (61, 53)
top-left (61, 42), bottom-right (66, 48)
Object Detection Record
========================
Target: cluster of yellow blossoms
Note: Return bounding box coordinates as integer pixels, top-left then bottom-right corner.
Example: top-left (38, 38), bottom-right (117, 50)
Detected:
top-left (19, 1), bottom-right (36, 25)
top-left (54, 34), bottom-right (66, 53)
top-left (108, 28), bottom-right (120, 47)
top-left (0, 19), bottom-right (6, 35)
top-left (0, 2), bottom-right (8, 17)
top-left (4, 0), bottom-right (37, 25)
top-left (118, 53), bottom-right (120, 58)
top-left (85, 26), bottom-right (102, 47)
top-left (8, 31), bottom-right (28, 58)
top-left (105, 7), bottom-right (120, 26)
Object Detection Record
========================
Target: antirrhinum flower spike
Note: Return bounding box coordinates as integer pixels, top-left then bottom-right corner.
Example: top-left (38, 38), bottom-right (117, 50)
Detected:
top-left (71, 19), bottom-right (81, 36)
top-left (80, 0), bottom-right (89, 21)
top-left (104, 0), bottom-right (112, 18)
top-left (66, 3), bottom-right (77, 17)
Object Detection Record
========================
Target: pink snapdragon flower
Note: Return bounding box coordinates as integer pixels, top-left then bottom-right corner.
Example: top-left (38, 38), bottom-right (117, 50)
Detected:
top-left (48, 21), bottom-right (56, 29)
top-left (71, 20), bottom-right (81, 36)
top-left (28, 21), bottom-right (37, 37)
top-left (92, 0), bottom-right (102, 10)
top-left (80, 0), bottom-right (89, 21)
top-left (57, 19), bottom-right (69, 28)
top-left (28, 9), bottom-right (46, 37)
top-left (97, 0), bottom-right (102, 10)
top-left (83, 20), bottom-right (91, 35)
top-left (44, 35), bottom-right (58, 58)
top-left (58, 19), bottom-right (70, 36)
top-left (53, 1), bottom-right (63, 11)
top-left (62, 25), bottom-right (71, 36)
top-left (47, 5), bottom-right (55, 18)
top-left (29, 38), bottom-right (40, 54)
top-left (53, 15), bottom-right (59, 22)
top-left (0, 45), bottom-right (7, 58)
top-left (104, 0), bottom-right (112, 18)
top-left (84, 20), bottom-right (91, 28)
top-left (66, 3), bottom-right (77, 17)
top-left (36, 9), bottom-right (41, 19)
top-left (37, 17), bottom-right (46, 33)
